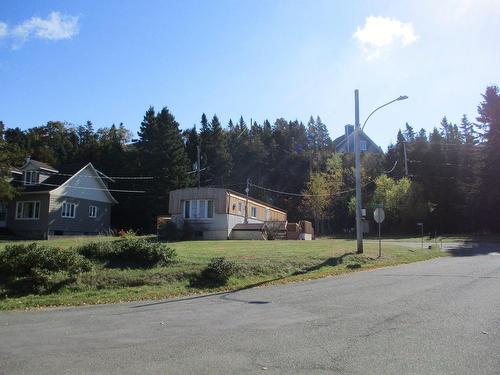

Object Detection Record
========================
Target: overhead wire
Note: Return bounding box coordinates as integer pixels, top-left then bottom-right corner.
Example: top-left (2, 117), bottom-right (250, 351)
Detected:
top-left (11, 178), bottom-right (145, 193)
top-left (249, 180), bottom-right (374, 198)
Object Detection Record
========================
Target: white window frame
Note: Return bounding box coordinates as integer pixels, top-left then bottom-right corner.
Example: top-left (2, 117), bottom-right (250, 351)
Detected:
top-left (61, 201), bottom-right (76, 218)
top-left (24, 170), bottom-right (38, 185)
top-left (183, 199), bottom-right (214, 219)
top-left (265, 207), bottom-right (270, 220)
top-left (89, 205), bottom-right (98, 218)
top-left (251, 206), bottom-right (257, 218)
top-left (15, 201), bottom-right (40, 220)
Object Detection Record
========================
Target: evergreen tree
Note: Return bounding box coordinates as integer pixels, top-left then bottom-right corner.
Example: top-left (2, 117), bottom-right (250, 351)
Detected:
top-left (476, 85), bottom-right (500, 231)
top-left (136, 106), bottom-right (190, 231)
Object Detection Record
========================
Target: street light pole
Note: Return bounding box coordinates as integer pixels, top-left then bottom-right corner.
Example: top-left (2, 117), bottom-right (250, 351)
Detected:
top-left (354, 90), bottom-right (363, 253)
top-left (354, 91), bottom-right (409, 254)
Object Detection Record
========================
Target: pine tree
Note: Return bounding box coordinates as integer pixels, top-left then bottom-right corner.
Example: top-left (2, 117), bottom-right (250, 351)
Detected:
top-left (476, 85), bottom-right (500, 231)
top-left (136, 106), bottom-right (190, 231)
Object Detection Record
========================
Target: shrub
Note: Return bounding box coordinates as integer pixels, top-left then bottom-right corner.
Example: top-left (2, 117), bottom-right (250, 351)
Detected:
top-left (181, 221), bottom-right (194, 241)
top-left (76, 239), bottom-right (176, 268)
top-left (0, 243), bottom-right (93, 290)
top-left (76, 241), bottom-right (115, 261)
top-left (157, 221), bottom-right (179, 241)
top-left (118, 229), bottom-right (137, 239)
top-left (200, 257), bottom-right (238, 285)
top-left (112, 239), bottom-right (176, 267)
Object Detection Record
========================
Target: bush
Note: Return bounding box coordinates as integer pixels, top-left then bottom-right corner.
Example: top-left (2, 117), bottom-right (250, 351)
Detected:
top-left (76, 239), bottom-right (176, 268)
top-left (76, 241), bottom-right (115, 261)
top-left (181, 221), bottom-right (194, 241)
top-left (157, 221), bottom-right (179, 241)
top-left (112, 239), bottom-right (176, 267)
top-left (200, 257), bottom-right (238, 285)
top-left (118, 229), bottom-right (137, 239)
top-left (0, 243), bottom-right (93, 290)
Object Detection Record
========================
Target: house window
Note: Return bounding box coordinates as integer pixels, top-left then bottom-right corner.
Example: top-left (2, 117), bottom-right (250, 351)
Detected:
top-left (251, 206), bottom-right (257, 218)
top-left (265, 208), bottom-right (270, 220)
top-left (183, 200), bottom-right (214, 219)
top-left (360, 140), bottom-right (367, 151)
top-left (61, 202), bottom-right (76, 218)
top-left (238, 202), bottom-right (243, 215)
top-left (89, 205), bottom-right (97, 218)
top-left (15, 201), bottom-right (40, 220)
top-left (24, 170), bottom-right (38, 185)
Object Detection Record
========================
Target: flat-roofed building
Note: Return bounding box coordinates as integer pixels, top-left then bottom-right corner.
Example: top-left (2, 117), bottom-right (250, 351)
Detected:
top-left (168, 187), bottom-right (287, 240)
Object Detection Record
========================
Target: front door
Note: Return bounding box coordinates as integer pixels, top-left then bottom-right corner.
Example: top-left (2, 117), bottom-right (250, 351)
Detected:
top-left (0, 202), bottom-right (7, 228)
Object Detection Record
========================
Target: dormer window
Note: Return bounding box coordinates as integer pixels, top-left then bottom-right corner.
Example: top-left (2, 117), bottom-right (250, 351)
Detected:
top-left (24, 170), bottom-right (38, 185)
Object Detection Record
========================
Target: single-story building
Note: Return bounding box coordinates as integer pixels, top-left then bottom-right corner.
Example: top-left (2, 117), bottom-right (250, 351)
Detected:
top-left (168, 187), bottom-right (287, 240)
top-left (1, 158), bottom-right (117, 239)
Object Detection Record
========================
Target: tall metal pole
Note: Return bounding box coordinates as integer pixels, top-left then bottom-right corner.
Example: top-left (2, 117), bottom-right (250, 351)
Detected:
top-left (354, 89), bottom-right (363, 254)
top-left (378, 222), bottom-right (381, 258)
top-left (244, 178), bottom-right (250, 224)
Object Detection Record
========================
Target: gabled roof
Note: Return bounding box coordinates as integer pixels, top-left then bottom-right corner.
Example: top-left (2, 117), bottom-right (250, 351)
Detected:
top-left (14, 162), bottom-right (118, 203)
top-left (333, 129), bottom-right (382, 153)
top-left (20, 159), bottom-right (58, 172)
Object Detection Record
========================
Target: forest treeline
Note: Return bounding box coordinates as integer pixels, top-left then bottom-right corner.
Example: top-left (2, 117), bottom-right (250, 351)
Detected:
top-left (1, 85), bottom-right (499, 235)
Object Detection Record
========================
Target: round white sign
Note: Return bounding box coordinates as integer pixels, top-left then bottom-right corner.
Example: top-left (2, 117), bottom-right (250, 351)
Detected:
top-left (374, 207), bottom-right (385, 223)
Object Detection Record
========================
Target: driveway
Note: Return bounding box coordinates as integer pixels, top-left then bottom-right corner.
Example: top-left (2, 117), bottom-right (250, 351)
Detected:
top-left (1, 245), bottom-right (499, 374)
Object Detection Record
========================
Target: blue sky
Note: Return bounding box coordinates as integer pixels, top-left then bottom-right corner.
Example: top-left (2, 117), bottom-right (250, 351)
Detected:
top-left (1, 0), bottom-right (499, 148)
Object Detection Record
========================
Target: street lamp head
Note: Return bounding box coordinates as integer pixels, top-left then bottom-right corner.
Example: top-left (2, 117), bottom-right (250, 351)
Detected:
top-left (397, 95), bottom-right (409, 101)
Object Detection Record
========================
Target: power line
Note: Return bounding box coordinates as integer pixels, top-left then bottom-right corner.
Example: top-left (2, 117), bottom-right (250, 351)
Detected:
top-left (249, 180), bottom-right (374, 198)
top-left (12, 179), bottom-right (145, 193)
top-left (51, 172), bottom-right (154, 180)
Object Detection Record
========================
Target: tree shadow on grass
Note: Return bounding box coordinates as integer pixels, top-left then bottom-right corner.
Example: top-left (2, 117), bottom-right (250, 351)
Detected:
top-left (0, 277), bottom-right (75, 298)
top-left (292, 252), bottom-right (355, 275)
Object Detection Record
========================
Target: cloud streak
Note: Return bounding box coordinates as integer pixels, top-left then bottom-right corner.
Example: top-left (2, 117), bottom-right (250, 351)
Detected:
top-left (1, 12), bottom-right (79, 48)
top-left (353, 16), bottom-right (418, 60)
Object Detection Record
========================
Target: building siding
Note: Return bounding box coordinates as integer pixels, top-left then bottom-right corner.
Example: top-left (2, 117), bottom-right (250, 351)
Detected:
top-left (169, 188), bottom-right (227, 215)
top-left (227, 194), bottom-right (286, 222)
top-left (7, 193), bottom-right (50, 239)
top-left (169, 187), bottom-right (287, 240)
top-left (48, 195), bottom-right (111, 235)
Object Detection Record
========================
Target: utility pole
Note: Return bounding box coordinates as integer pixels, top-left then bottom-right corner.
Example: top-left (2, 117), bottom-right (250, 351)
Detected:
top-left (354, 89), bottom-right (363, 254)
top-left (244, 178), bottom-right (250, 224)
top-left (353, 91), bottom-right (408, 255)
top-left (403, 140), bottom-right (408, 177)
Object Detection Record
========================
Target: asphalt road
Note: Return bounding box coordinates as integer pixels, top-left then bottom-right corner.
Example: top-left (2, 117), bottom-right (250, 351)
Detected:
top-left (1, 246), bottom-right (499, 374)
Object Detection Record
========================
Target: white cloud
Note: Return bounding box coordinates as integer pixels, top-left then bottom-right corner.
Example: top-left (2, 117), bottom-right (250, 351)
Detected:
top-left (353, 16), bottom-right (419, 60)
top-left (0, 12), bottom-right (79, 48)
top-left (0, 22), bottom-right (7, 39)
top-left (13, 12), bottom-right (79, 41)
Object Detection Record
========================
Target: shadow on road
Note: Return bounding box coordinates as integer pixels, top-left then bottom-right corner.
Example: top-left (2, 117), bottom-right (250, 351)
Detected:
top-left (130, 276), bottom-right (286, 309)
top-left (130, 254), bottom-right (357, 309)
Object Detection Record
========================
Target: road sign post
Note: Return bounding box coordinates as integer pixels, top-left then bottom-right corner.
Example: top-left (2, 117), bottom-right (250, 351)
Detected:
top-left (373, 205), bottom-right (385, 258)
top-left (417, 223), bottom-right (424, 248)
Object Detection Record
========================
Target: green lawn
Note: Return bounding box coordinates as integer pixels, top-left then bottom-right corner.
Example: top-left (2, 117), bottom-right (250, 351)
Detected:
top-left (0, 236), bottom-right (445, 310)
